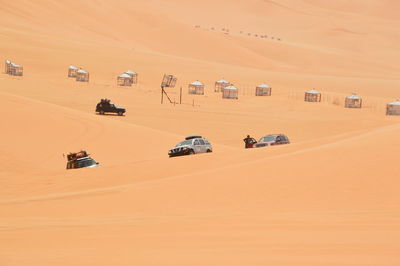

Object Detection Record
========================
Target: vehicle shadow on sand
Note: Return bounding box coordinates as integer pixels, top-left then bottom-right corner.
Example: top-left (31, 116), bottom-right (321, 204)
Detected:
top-left (95, 113), bottom-right (125, 117)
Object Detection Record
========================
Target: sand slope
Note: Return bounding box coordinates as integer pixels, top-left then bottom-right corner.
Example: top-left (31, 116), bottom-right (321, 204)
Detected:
top-left (1, 0), bottom-right (400, 265)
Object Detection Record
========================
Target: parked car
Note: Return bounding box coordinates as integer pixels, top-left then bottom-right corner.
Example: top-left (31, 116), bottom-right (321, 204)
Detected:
top-left (168, 135), bottom-right (212, 157)
top-left (253, 134), bottom-right (290, 148)
top-left (66, 150), bottom-right (100, 169)
top-left (96, 99), bottom-right (126, 116)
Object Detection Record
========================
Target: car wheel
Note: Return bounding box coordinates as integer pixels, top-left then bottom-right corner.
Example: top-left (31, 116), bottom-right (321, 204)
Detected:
top-left (188, 149), bottom-right (195, 155)
top-left (206, 149), bottom-right (212, 153)
top-left (118, 111), bottom-right (123, 116)
top-left (99, 110), bottom-right (105, 115)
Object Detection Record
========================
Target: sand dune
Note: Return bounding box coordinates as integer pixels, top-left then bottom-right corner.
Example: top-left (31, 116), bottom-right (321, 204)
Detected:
top-left (1, 0), bottom-right (400, 265)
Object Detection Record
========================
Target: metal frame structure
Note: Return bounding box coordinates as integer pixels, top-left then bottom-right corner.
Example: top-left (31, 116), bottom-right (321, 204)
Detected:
top-left (255, 84), bottom-right (272, 96)
top-left (214, 79), bottom-right (230, 92)
top-left (5, 60), bottom-right (11, 74)
top-left (188, 81), bottom-right (204, 95)
top-left (117, 73), bottom-right (133, 86)
top-left (125, 70), bottom-right (138, 84)
top-left (68, 65), bottom-right (79, 78)
top-left (161, 74), bottom-right (177, 104)
top-left (386, 101), bottom-right (400, 116)
top-left (345, 94), bottom-right (362, 108)
top-left (76, 69), bottom-right (89, 82)
top-left (5, 60), bottom-right (23, 76)
top-left (304, 89), bottom-right (321, 102)
top-left (222, 85), bottom-right (239, 99)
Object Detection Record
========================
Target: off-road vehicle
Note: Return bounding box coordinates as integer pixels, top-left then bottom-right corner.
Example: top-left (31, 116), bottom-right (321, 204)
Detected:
top-left (96, 99), bottom-right (126, 116)
top-left (66, 150), bottom-right (100, 169)
top-left (253, 134), bottom-right (290, 148)
top-left (168, 135), bottom-right (212, 157)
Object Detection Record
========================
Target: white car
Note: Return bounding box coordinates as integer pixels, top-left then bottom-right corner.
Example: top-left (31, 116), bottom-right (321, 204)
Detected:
top-left (168, 135), bottom-right (213, 157)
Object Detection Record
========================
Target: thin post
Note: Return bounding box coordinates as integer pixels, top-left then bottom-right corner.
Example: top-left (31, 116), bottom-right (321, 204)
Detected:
top-left (163, 89), bottom-right (173, 103)
top-left (161, 86), bottom-right (164, 104)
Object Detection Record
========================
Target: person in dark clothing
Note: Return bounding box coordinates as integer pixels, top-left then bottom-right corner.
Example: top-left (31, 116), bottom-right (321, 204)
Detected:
top-left (243, 135), bottom-right (256, 148)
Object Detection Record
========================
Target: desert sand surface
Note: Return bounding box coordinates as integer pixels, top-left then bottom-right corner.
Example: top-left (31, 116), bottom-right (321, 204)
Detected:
top-left (1, 0), bottom-right (400, 265)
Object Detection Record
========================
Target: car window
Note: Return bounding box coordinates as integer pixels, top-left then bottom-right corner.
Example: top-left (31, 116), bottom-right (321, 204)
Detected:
top-left (199, 139), bottom-right (205, 145)
top-left (260, 135), bottom-right (276, 142)
top-left (77, 159), bottom-right (91, 168)
top-left (194, 139), bottom-right (200, 145)
top-left (176, 140), bottom-right (192, 146)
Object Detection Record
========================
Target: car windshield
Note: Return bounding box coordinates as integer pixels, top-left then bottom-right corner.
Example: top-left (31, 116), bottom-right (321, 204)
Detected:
top-left (260, 135), bottom-right (276, 142)
top-left (77, 158), bottom-right (97, 168)
top-left (176, 140), bottom-right (192, 147)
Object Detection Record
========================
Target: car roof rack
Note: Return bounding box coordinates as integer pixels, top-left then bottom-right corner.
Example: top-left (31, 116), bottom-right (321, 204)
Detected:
top-left (185, 135), bottom-right (202, 140)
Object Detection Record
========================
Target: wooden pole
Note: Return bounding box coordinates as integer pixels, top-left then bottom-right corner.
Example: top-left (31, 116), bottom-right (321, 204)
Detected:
top-left (161, 86), bottom-right (164, 104)
top-left (163, 89), bottom-right (173, 103)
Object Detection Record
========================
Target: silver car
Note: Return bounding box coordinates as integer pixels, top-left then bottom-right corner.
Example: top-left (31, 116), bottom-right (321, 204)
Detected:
top-left (168, 135), bottom-right (213, 157)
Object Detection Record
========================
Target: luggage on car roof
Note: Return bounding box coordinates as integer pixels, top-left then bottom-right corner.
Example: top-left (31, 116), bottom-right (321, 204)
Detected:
top-left (185, 135), bottom-right (202, 140)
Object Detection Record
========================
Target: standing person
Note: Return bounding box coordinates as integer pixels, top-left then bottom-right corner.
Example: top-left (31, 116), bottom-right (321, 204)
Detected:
top-left (243, 135), bottom-right (256, 148)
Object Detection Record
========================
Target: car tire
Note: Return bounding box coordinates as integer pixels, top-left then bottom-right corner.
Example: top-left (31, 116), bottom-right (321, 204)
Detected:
top-left (188, 149), bottom-right (195, 155)
top-left (117, 111), bottom-right (123, 116)
top-left (99, 110), bottom-right (105, 115)
top-left (206, 149), bottom-right (212, 153)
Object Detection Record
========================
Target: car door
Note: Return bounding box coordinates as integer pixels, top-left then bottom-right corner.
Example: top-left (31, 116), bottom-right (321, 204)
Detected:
top-left (193, 139), bottom-right (202, 153)
top-left (275, 135), bottom-right (282, 145)
top-left (198, 139), bottom-right (206, 153)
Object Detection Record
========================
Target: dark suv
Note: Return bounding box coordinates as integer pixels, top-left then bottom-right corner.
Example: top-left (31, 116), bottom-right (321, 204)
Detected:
top-left (96, 99), bottom-right (126, 116)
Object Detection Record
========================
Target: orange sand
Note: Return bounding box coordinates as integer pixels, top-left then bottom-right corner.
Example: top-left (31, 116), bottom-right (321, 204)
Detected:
top-left (1, 1), bottom-right (400, 265)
